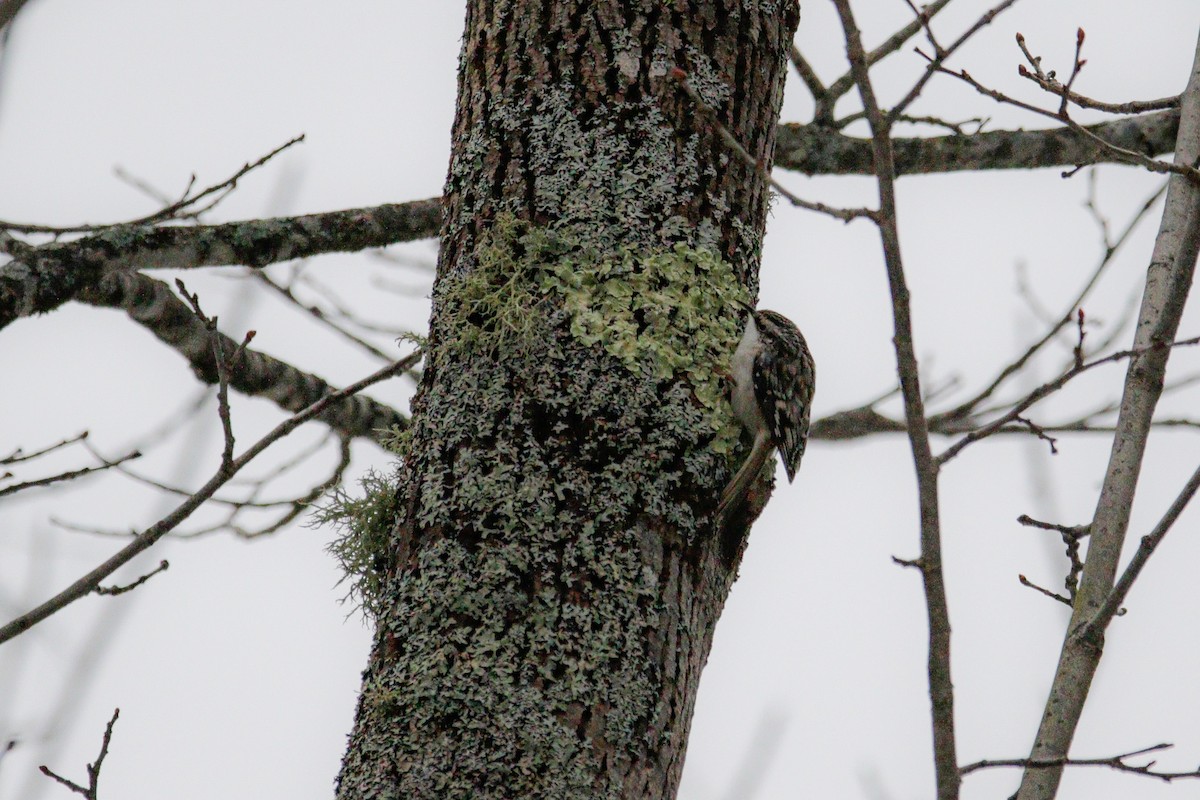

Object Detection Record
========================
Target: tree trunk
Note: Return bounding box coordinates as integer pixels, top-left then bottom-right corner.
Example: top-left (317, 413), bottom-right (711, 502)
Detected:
top-left (335, 2), bottom-right (799, 798)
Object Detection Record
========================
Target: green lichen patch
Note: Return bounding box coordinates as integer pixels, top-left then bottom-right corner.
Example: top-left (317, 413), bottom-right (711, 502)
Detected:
top-left (438, 214), bottom-right (574, 362)
top-left (439, 215), bottom-right (751, 453)
top-left (541, 243), bottom-right (750, 454)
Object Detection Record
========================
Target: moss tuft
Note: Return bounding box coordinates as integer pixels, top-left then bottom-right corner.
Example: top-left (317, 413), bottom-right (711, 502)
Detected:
top-left (316, 468), bottom-right (403, 621)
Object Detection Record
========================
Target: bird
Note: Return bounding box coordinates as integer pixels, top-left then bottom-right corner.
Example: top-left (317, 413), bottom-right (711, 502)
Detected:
top-left (717, 302), bottom-right (815, 522)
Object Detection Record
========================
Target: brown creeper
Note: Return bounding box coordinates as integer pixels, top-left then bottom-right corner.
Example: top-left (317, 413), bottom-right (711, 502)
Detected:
top-left (717, 303), bottom-right (815, 520)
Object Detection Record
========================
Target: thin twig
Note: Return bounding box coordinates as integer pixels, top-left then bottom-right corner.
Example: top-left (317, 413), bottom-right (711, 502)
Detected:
top-left (251, 268), bottom-right (396, 361)
top-left (889, 0), bottom-right (1025, 123)
top-left (38, 708), bottom-right (120, 799)
top-left (1015, 32), bottom-right (1180, 115)
top-left (113, 166), bottom-right (191, 209)
top-left (1014, 415), bottom-right (1059, 454)
top-left (938, 335), bottom-right (1200, 465)
top-left (789, 44), bottom-right (827, 101)
top-left (86, 429), bottom-right (339, 514)
top-left (1017, 514), bottom-right (1087, 605)
top-left (1017, 514), bottom-right (1089, 537)
top-left (925, 52), bottom-right (1200, 182)
top-left (1076, 460), bottom-right (1200, 642)
top-left (2, 432), bottom-right (89, 464)
top-left (0, 448), bottom-right (142, 499)
top-left (816, 0), bottom-right (955, 124)
top-left (0, 355), bottom-right (412, 645)
top-left (302, 270), bottom-right (426, 337)
top-left (1017, 575), bottom-right (1072, 606)
top-left (934, 178), bottom-right (1165, 423)
top-left (963, 742), bottom-right (1200, 782)
top-left (94, 561), bottom-right (170, 596)
top-left (0, 136), bottom-right (305, 234)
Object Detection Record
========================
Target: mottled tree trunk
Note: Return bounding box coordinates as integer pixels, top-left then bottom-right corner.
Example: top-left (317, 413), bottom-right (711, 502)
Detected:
top-left (336, 2), bottom-right (798, 798)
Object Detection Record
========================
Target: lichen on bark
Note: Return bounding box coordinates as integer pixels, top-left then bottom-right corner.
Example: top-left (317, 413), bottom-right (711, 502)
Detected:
top-left (334, 2), bottom-right (799, 798)
top-left (325, 215), bottom-right (752, 620)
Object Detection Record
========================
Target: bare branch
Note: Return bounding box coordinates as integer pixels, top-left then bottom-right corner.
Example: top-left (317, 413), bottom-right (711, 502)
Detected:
top-left (1017, 575), bottom-right (1072, 607)
top-left (1018, 514), bottom-right (1087, 606)
top-left (112, 165), bottom-right (187, 209)
top-left (1076, 459), bottom-right (1200, 642)
top-left (2, 431), bottom-right (89, 465)
top-left (1015, 32), bottom-right (1180, 115)
top-left (923, 47), bottom-right (1200, 182)
top-left (1, 116), bottom-right (1184, 332)
top-left (832, 3), bottom-right (958, 797)
top-left (0, 355), bottom-right (412, 645)
top-left (304, 269), bottom-right (424, 335)
top-left (39, 708), bottom-right (120, 800)
top-left (59, 425), bottom-right (345, 542)
top-left (0, 136), bottom-right (306, 234)
top-left (890, 0), bottom-right (1025, 123)
top-left (94, 561), bottom-right (169, 596)
top-left (788, 44), bottom-right (827, 101)
top-left (671, 67), bottom-right (876, 223)
top-left (938, 335), bottom-right (1200, 464)
top-left (0, 198), bottom-right (442, 330)
top-left (812, 0), bottom-right (955, 123)
top-left (174, 434), bottom-right (352, 540)
top-left (963, 742), bottom-right (1200, 783)
top-left (1014, 415), bottom-right (1059, 453)
top-left (1017, 29), bottom-right (1200, 800)
top-left (934, 179), bottom-right (1165, 425)
top-left (808, 391), bottom-right (1197, 444)
top-left (0, 446), bottom-right (142, 499)
top-left (175, 279), bottom-right (247, 465)
top-left (77, 271), bottom-right (414, 444)
top-left (250, 268), bottom-right (396, 361)
top-left (1016, 514), bottom-right (1089, 538)
top-left (775, 110), bottom-right (1179, 176)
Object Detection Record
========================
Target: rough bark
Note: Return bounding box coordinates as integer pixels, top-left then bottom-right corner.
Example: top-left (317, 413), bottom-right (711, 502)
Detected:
top-left (334, 2), bottom-right (798, 799)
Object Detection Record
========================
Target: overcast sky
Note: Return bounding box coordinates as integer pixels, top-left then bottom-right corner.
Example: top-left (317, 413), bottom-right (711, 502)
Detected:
top-left (3, 2), bottom-right (1200, 799)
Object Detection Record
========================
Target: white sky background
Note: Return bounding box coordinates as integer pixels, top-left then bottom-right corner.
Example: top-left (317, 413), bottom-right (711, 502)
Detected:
top-left (1, 1), bottom-right (1200, 799)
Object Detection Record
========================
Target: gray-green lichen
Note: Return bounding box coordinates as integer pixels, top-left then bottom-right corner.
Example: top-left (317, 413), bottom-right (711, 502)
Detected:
top-left (442, 214), bottom-right (750, 452)
top-left (326, 217), bottom-right (751, 623)
top-left (333, 217), bottom-right (752, 795)
top-left (445, 83), bottom-right (759, 266)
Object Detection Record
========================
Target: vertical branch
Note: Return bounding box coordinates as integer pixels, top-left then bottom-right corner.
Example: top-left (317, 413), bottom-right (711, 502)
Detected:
top-left (831, 3), bottom-right (958, 799)
top-left (1016, 30), bottom-right (1200, 800)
